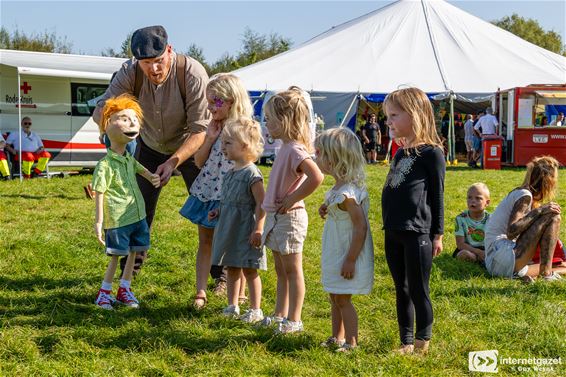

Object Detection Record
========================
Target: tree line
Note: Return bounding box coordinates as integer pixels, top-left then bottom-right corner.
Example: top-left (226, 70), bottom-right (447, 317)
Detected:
top-left (1, 14), bottom-right (564, 75)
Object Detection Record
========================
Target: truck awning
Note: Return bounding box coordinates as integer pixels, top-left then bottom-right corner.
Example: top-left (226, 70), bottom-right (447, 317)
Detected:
top-left (535, 91), bottom-right (566, 105)
top-left (535, 91), bottom-right (566, 99)
top-left (18, 67), bottom-right (112, 80)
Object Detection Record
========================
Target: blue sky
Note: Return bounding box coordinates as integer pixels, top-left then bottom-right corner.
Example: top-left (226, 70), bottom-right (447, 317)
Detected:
top-left (1, 1), bottom-right (564, 62)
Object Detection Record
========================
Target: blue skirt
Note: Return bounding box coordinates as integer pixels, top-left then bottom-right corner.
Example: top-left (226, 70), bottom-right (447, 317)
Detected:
top-left (179, 195), bottom-right (220, 229)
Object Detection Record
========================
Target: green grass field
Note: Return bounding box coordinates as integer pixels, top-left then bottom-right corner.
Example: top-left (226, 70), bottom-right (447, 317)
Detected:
top-left (1, 165), bottom-right (565, 376)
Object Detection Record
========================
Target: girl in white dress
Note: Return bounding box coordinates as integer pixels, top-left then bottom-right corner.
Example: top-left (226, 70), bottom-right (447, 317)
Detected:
top-left (315, 127), bottom-right (374, 352)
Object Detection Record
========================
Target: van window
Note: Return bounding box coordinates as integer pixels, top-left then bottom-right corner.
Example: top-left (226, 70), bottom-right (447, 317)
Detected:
top-left (71, 83), bottom-right (108, 116)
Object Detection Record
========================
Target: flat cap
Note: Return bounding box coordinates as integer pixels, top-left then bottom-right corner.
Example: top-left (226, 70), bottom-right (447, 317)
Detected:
top-left (131, 25), bottom-right (168, 60)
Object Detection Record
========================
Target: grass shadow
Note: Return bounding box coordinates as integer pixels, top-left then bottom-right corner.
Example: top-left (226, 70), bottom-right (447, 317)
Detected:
top-left (1, 194), bottom-right (84, 200)
top-left (433, 254), bottom-right (490, 280)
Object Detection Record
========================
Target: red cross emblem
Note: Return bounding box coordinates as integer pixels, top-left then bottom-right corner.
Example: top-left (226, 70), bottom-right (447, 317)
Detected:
top-left (20, 82), bottom-right (32, 94)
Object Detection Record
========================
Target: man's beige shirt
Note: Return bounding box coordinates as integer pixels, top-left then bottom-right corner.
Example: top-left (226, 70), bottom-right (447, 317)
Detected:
top-left (95, 52), bottom-right (209, 155)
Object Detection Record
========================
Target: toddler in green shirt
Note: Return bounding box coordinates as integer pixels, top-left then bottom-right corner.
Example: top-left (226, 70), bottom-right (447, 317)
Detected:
top-left (454, 183), bottom-right (491, 264)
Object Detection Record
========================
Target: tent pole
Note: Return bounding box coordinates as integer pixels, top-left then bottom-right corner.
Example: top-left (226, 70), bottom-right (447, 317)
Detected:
top-left (17, 72), bottom-right (23, 182)
top-left (449, 93), bottom-right (455, 163)
top-left (339, 94), bottom-right (359, 128)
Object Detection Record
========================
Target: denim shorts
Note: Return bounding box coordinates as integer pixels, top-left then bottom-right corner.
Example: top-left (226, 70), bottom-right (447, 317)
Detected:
top-left (105, 219), bottom-right (150, 256)
top-left (179, 195), bottom-right (220, 229)
top-left (472, 136), bottom-right (482, 151)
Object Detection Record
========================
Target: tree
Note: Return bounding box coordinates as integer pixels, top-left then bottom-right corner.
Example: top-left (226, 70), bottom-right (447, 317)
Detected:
top-left (184, 43), bottom-right (211, 73)
top-left (206, 28), bottom-right (292, 74)
top-left (0, 27), bottom-right (72, 53)
top-left (101, 32), bottom-right (133, 58)
top-left (492, 14), bottom-right (565, 55)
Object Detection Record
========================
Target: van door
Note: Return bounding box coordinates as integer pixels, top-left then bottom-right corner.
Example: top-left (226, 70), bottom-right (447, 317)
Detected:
top-left (70, 83), bottom-right (108, 166)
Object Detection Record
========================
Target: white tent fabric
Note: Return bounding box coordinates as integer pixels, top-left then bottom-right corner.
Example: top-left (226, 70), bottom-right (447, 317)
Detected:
top-left (233, 0), bottom-right (566, 95)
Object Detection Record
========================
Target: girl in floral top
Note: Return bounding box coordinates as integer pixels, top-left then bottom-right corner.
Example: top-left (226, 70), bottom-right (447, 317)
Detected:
top-left (180, 73), bottom-right (253, 309)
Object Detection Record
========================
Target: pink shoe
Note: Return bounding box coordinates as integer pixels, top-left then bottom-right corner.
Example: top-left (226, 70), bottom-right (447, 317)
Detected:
top-left (116, 287), bottom-right (140, 309)
top-left (94, 289), bottom-right (115, 310)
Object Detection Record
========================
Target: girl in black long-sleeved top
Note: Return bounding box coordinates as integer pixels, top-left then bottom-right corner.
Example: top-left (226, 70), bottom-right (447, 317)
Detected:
top-left (381, 87), bottom-right (445, 355)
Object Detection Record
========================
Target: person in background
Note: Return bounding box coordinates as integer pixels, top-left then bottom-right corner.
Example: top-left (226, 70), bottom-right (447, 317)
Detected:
top-left (463, 114), bottom-right (475, 166)
top-left (362, 113), bottom-right (381, 164)
top-left (0, 133), bottom-right (10, 179)
top-left (550, 112), bottom-right (564, 127)
top-left (484, 156), bottom-right (566, 282)
top-left (5, 117), bottom-right (51, 179)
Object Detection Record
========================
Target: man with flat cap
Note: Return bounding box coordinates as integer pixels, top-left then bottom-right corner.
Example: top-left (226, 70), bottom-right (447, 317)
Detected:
top-left (94, 25), bottom-right (209, 276)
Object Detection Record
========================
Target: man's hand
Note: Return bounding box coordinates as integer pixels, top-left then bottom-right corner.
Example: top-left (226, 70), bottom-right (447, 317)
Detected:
top-left (318, 203), bottom-right (328, 219)
top-left (94, 223), bottom-right (105, 246)
top-left (155, 159), bottom-right (177, 187)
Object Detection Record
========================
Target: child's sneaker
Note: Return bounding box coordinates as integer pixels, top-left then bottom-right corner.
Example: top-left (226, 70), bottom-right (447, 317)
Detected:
top-left (335, 343), bottom-right (356, 353)
top-left (222, 304), bottom-right (240, 317)
top-left (239, 308), bottom-right (264, 323)
top-left (259, 314), bottom-right (284, 327)
top-left (320, 336), bottom-right (345, 348)
top-left (94, 289), bottom-right (115, 310)
top-left (276, 319), bottom-right (304, 334)
top-left (116, 287), bottom-right (140, 309)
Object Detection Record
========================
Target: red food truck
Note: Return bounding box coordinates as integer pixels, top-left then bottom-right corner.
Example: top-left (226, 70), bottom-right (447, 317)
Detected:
top-left (496, 84), bottom-right (566, 166)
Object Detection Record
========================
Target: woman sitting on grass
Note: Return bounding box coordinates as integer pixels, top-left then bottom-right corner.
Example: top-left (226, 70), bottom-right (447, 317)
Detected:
top-left (484, 156), bottom-right (566, 281)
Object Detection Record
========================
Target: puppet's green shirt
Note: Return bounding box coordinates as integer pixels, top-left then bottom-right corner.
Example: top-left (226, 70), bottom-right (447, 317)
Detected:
top-left (92, 149), bottom-right (146, 229)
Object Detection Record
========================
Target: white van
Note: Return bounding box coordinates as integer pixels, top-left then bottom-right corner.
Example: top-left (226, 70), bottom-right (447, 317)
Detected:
top-left (258, 89), bottom-right (317, 164)
top-left (0, 49), bottom-right (126, 167)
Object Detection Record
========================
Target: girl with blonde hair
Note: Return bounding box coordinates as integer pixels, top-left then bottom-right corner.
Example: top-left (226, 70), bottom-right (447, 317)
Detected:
top-left (485, 156), bottom-right (565, 282)
top-left (315, 127), bottom-right (374, 352)
top-left (381, 87), bottom-right (445, 355)
top-left (209, 117), bottom-right (267, 322)
top-left (180, 73), bottom-right (253, 309)
top-left (260, 87), bottom-right (324, 333)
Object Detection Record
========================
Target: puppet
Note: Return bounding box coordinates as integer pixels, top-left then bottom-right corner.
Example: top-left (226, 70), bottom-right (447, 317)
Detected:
top-left (92, 94), bottom-right (160, 310)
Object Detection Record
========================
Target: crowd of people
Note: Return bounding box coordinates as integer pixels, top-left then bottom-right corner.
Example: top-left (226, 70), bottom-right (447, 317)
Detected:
top-left (7, 25), bottom-right (563, 356)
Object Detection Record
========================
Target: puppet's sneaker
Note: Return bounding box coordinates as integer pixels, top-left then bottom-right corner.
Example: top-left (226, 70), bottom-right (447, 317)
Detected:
top-left (95, 289), bottom-right (115, 310)
top-left (116, 287), bottom-right (140, 309)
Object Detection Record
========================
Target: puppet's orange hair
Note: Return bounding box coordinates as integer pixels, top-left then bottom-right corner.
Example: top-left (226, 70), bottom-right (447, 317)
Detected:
top-left (100, 94), bottom-right (144, 133)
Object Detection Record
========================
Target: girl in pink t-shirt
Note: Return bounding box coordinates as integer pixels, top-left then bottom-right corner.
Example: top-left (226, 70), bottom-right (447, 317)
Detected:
top-left (260, 87), bottom-right (324, 334)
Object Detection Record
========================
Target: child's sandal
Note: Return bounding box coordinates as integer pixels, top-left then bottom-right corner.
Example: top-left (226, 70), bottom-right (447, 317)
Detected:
top-left (193, 295), bottom-right (207, 310)
top-left (238, 296), bottom-right (248, 305)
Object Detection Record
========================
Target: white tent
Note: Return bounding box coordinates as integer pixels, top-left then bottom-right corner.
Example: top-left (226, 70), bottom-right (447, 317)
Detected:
top-left (233, 0), bottom-right (566, 160)
top-left (234, 0), bottom-right (566, 95)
